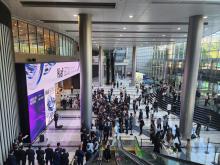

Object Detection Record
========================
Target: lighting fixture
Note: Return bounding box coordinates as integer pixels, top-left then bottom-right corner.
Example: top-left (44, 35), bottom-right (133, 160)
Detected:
top-left (203, 16), bottom-right (208, 19)
top-left (123, 27), bottom-right (127, 30)
top-left (177, 27), bottom-right (181, 30)
top-left (162, 34), bottom-right (166, 37)
top-left (73, 14), bottom-right (78, 17)
top-left (120, 34), bottom-right (123, 37)
top-left (129, 15), bottom-right (133, 19)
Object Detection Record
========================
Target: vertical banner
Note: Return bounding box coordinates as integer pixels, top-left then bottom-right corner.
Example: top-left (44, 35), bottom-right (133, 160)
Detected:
top-left (28, 90), bottom-right (46, 142)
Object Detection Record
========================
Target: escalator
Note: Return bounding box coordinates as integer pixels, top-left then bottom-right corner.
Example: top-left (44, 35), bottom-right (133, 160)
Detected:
top-left (119, 136), bottom-right (204, 165)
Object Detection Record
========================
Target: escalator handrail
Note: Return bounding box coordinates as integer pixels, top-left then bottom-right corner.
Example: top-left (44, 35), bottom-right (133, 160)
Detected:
top-left (155, 152), bottom-right (204, 165)
top-left (118, 137), bottom-right (153, 165)
top-left (135, 136), bottom-right (204, 165)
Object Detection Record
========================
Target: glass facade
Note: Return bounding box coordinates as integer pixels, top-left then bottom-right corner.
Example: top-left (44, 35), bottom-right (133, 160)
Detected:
top-left (12, 18), bottom-right (77, 56)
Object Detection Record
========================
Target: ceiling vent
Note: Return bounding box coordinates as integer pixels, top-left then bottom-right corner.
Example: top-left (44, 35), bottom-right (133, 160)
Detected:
top-left (20, 1), bottom-right (116, 9)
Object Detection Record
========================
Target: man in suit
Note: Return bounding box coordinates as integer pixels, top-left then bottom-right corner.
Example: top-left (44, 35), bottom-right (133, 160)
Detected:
top-left (18, 146), bottom-right (26, 165)
top-left (36, 146), bottom-right (45, 165)
top-left (45, 144), bottom-right (53, 165)
top-left (26, 144), bottom-right (35, 165)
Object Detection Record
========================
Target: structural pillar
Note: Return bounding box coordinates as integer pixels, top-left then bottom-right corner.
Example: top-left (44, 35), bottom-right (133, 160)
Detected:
top-left (180, 15), bottom-right (204, 139)
top-left (98, 46), bottom-right (103, 86)
top-left (131, 46), bottom-right (137, 86)
top-left (79, 14), bottom-right (92, 130)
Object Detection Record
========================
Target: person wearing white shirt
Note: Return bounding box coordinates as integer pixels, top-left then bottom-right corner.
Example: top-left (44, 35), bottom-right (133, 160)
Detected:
top-left (167, 103), bottom-right (171, 115)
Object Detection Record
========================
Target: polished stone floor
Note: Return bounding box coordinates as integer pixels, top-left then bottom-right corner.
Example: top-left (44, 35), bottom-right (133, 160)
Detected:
top-left (30, 78), bottom-right (220, 165)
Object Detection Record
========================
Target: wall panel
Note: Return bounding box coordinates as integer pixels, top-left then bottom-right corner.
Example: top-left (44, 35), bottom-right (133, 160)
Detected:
top-left (0, 1), bottom-right (20, 164)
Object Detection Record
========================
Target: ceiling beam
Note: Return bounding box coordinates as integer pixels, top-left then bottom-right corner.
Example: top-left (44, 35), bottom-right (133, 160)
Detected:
top-left (66, 30), bottom-right (187, 34)
top-left (92, 36), bottom-right (187, 39)
top-left (41, 20), bottom-right (192, 25)
top-left (20, 1), bottom-right (116, 9)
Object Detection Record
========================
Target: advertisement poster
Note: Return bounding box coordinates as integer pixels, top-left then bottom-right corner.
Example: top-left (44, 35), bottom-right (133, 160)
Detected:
top-left (44, 85), bottom-right (56, 125)
top-left (28, 90), bottom-right (46, 142)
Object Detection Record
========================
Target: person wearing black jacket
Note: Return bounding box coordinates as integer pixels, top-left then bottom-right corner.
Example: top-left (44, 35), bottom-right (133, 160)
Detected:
top-left (139, 119), bottom-right (145, 135)
top-left (145, 104), bottom-right (149, 119)
top-left (174, 125), bottom-right (181, 146)
top-left (60, 149), bottom-right (69, 165)
top-left (45, 144), bottom-right (53, 165)
top-left (54, 111), bottom-right (59, 128)
top-left (74, 146), bottom-right (84, 165)
top-left (6, 150), bottom-right (17, 165)
top-left (26, 144), bottom-right (35, 165)
top-left (18, 146), bottom-right (26, 165)
top-left (36, 146), bottom-right (45, 165)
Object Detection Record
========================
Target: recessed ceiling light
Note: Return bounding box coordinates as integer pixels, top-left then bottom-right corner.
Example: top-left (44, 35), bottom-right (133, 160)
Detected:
top-left (203, 16), bottom-right (208, 19)
top-left (123, 27), bottom-right (127, 30)
top-left (120, 34), bottom-right (123, 37)
top-left (162, 34), bottom-right (166, 37)
top-left (177, 27), bottom-right (181, 30)
top-left (129, 15), bottom-right (133, 19)
top-left (74, 14), bottom-right (78, 17)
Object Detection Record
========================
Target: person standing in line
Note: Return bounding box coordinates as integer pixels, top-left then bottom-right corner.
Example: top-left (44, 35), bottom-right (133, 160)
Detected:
top-left (116, 81), bottom-right (119, 88)
top-left (60, 149), bottom-right (69, 165)
top-left (74, 146), bottom-right (84, 165)
top-left (145, 103), bottom-right (150, 119)
top-left (167, 103), bottom-right (172, 115)
top-left (129, 113), bottom-right (134, 135)
top-left (156, 118), bottom-right (162, 130)
top-left (6, 150), bottom-right (17, 165)
top-left (204, 93), bottom-right (210, 106)
top-left (54, 111), bottom-right (59, 128)
top-left (18, 146), bottom-right (26, 165)
top-left (36, 146), bottom-right (45, 165)
top-left (26, 144), bottom-right (35, 165)
top-left (45, 144), bottom-right (53, 165)
top-left (174, 125), bottom-right (181, 146)
top-left (139, 119), bottom-right (145, 136)
top-left (125, 115), bottom-right (129, 134)
top-left (133, 99), bottom-right (136, 115)
top-left (138, 109), bottom-right (143, 121)
top-left (195, 123), bottom-right (201, 137)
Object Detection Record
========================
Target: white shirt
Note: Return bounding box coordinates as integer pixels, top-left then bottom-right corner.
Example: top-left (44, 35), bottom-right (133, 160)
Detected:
top-left (167, 104), bottom-right (171, 111)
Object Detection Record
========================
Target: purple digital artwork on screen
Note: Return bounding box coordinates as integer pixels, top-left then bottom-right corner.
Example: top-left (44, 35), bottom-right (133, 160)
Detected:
top-left (28, 90), bottom-right (46, 142)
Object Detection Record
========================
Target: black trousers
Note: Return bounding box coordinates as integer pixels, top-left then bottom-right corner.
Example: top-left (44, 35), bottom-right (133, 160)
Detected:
top-left (28, 159), bottom-right (34, 165)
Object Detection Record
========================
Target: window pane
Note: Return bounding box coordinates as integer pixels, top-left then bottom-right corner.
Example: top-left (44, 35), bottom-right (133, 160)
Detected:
top-left (12, 19), bottom-right (19, 52)
top-left (59, 34), bottom-right (63, 56)
top-left (18, 21), bottom-right (29, 53)
top-left (44, 29), bottom-right (50, 54)
top-left (28, 24), bottom-right (37, 54)
top-left (55, 33), bottom-right (59, 55)
top-left (50, 31), bottom-right (55, 55)
top-left (63, 37), bottom-right (66, 56)
top-left (37, 27), bottom-right (44, 54)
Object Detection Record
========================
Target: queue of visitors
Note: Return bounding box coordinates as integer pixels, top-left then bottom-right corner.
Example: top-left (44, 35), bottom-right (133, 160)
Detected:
top-left (6, 138), bottom-right (69, 165)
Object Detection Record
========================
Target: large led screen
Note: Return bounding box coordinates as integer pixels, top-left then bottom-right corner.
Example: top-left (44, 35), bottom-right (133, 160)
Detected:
top-left (25, 62), bottom-right (80, 142)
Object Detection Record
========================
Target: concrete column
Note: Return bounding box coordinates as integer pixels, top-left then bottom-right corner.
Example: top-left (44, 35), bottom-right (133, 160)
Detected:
top-left (131, 46), bottom-right (136, 85)
top-left (79, 14), bottom-right (92, 130)
top-left (180, 15), bottom-right (204, 139)
top-left (98, 46), bottom-right (103, 86)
